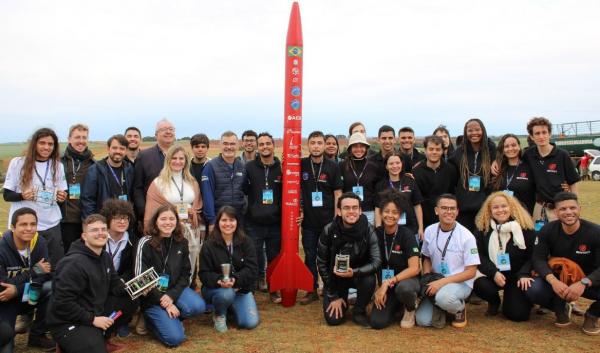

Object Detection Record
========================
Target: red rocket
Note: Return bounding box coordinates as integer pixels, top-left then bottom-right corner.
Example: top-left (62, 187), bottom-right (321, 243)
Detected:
top-left (267, 1), bottom-right (313, 307)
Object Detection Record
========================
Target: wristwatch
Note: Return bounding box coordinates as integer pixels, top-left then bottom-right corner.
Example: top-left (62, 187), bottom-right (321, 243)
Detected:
top-left (580, 277), bottom-right (592, 288)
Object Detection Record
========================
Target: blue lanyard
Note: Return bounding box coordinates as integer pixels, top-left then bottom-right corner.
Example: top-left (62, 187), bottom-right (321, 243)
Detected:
top-left (34, 160), bottom-right (50, 190)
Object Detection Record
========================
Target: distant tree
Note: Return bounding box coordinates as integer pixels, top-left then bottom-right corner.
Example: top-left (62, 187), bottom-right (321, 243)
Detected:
top-left (179, 136), bottom-right (191, 141)
top-left (143, 136), bottom-right (157, 142)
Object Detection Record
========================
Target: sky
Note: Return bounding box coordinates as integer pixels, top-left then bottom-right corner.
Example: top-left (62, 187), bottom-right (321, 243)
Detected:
top-left (1, 0), bottom-right (599, 142)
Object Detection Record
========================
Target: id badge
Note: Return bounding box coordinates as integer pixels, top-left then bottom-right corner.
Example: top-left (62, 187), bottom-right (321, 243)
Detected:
top-left (118, 194), bottom-right (128, 201)
top-left (503, 189), bottom-right (514, 197)
top-left (177, 203), bottom-right (189, 220)
top-left (69, 183), bottom-right (81, 199)
top-left (497, 253), bottom-right (511, 272)
top-left (534, 220), bottom-right (546, 232)
top-left (398, 212), bottom-right (407, 225)
top-left (439, 261), bottom-right (450, 276)
top-left (22, 282), bottom-right (30, 302)
top-left (382, 268), bottom-right (395, 281)
top-left (158, 274), bottom-right (170, 292)
top-left (311, 191), bottom-right (323, 207)
top-left (36, 188), bottom-right (55, 206)
top-left (262, 189), bottom-right (274, 205)
top-left (468, 176), bottom-right (481, 192)
top-left (352, 186), bottom-right (364, 201)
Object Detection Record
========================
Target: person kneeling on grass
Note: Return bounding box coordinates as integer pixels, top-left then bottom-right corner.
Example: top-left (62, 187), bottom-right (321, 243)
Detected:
top-left (526, 192), bottom-right (600, 335)
top-left (472, 192), bottom-right (536, 321)
top-left (317, 192), bottom-right (381, 327)
top-left (199, 206), bottom-right (260, 333)
top-left (415, 194), bottom-right (480, 329)
top-left (370, 190), bottom-right (421, 329)
top-left (134, 205), bottom-right (206, 347)
top-left (46, 214), bottom-right (137, 353)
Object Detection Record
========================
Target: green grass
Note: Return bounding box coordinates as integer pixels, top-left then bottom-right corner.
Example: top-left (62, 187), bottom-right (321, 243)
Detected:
top-left (6, 182), bottom-right (600, 352)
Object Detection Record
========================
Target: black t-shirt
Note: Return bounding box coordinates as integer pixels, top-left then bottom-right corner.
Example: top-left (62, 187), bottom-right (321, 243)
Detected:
top-left (522, 145), bottom-right (580, 204)
top-left (190, 160), bottom-right (207, 187)
top-left (496, 160), bottom-right (536, 214)
top-left (300, 157), bottom-right (343, 230)
top-left (450, 142), bottom-right (496, 213)
top-left (401, 148), bottom-right (426, 173)
top-left (533, 220), bottom-right (600, 284)
top-left (375, 226), bottom-right (420, 281)
top-left (107, 165), bottom-right (125, 198)
top-left (340, 158), bottom-right (382, 211)
top-left (412, 161), bottom-right (458, 227)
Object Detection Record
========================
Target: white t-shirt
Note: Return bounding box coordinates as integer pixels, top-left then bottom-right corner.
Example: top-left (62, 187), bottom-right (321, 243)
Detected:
top-left (4, 157), bottom-right (68, 231)
top-left (154, 172), bottom-right (196, 206)
top-left (421, 221), bottom-right (481, 288)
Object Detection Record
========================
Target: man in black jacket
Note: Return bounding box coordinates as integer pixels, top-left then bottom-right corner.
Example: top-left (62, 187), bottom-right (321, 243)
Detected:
top-left (81, 135), bottom-right (134, 220)
top-left (0, 208), bottom-right (53, 350)
top-left (244, 132), bottom-right (283, 303)
top-left (47, 214), bottom-right (136, 352)
top-left (527, 192), bottom-right (600, 335)
top-left (317, 192), bottom-right (381, 327)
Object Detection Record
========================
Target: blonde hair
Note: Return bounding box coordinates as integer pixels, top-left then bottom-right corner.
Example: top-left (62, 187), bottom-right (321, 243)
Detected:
top-left (68, 123), bottom-right (89, 137)
top-left (156, 145), bottom-right (195, 189)
top-left (475, 191), bottom-right (534, 231)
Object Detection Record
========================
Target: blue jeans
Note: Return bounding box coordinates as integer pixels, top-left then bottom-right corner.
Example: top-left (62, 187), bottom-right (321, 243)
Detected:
top-left (245, 221), bottom-right (281, 278)
top-left (144, 287), bottom-right (206, 347)
top-left (525, 277), bottom-right (600, 317)
top-left (301, 227), bottom-right (320, 290)
top-left (202, 287), bottom-right (259, 329)
top-left (416, 282), bottom-right (472, 327)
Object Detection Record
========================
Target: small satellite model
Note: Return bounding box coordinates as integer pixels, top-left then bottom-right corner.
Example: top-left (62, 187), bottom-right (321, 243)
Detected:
top-left (125, 267), bottom-right (160, 299)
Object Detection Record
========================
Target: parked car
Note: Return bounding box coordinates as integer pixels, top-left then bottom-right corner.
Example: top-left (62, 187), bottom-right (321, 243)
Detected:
top-left (584, 149), bottom-right (600, 181)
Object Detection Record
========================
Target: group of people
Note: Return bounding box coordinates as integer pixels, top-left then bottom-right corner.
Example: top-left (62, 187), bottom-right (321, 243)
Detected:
top-left (1, 116), bottom-right (599, 353)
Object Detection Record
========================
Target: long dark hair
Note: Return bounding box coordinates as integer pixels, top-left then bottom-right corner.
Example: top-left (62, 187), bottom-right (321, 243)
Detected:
top-left (21, 128), bottom-right (60, 190)
top-left (147, 204), bottom-right (184, 249)
top-left (492, 134), bottom-right (522, 190)
top-left (208, 205), bottom-right (247, 243)
top-left (433, 125), bottom-right (455, 155)
top-left (459, 119), bottom-right (492, 189)
top-left (324, 134), bottom-right (340, 160)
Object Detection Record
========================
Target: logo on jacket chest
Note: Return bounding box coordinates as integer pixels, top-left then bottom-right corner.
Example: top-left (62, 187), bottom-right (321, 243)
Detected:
top-left (516, 172), bottom-right (529, 180)
top-left (546, 163), bottom-right (558, 173)
top-left (576, 244), bottom-right (591, 255)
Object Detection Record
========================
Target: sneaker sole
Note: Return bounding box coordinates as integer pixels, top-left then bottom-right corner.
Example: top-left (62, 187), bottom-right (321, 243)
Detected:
top-left (554, 321), bottom-right (572, 328)
top-left (582, 327), bottom-right (600, 336)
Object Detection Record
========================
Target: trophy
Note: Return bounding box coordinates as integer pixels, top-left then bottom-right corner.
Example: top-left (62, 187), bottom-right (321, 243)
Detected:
top-left (124, 267), bottom-right (160, 300)
top-left (221, 263), bottom-right (231, 282)
top-left (335, 254), bottom-right (350, 273)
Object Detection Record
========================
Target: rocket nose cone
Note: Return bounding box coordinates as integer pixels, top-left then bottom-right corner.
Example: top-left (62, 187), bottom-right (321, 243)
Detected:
top-left (286, 1), bottom-right (303, 45)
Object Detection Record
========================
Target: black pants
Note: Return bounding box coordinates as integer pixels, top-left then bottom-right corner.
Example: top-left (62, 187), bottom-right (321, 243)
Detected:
top-left (370, 277), bottom-right (420, 329)
top-left (322, 274), bottom-right (376, 326)
top-left (474, 276), bottom-right (532, 322)
top-left (525, 277), bottom-right (600, 318)
top-left (61, 222), bottom-right (82, 253)
top-left (0, 320), bottom-right (14, 353)
top-left (39, 223), bottom-right (64, 269)
top-left (51, 294), bottom-right (136, 353)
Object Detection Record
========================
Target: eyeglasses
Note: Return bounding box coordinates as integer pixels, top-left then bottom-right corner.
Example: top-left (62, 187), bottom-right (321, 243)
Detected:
top-left (438, 206), bottom-right (457, 212)
top-left (341, 206), bottom-right (360, 212)
top-left (222, 142), bottom-right (237, 147)
top-left (114, 216), bottom-right (130, 222)
top-left (87, 227), bottom-right (108, 234)
top-left (158, 127), bottom-right (175, 133)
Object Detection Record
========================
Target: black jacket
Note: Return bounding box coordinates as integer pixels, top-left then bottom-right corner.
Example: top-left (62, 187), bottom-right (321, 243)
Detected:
top-left (0, 230), bottom-right (51, 299)
top-left (133, 145), bottom-right (165, 218)
top-left (474, 228), bottom-right (535, 280)
top-left (134, 235), bottom-right (191, 309)
top-left (317, 215), bottom-right (381, 300)
top-left (60, 147), bottom-right (95, 223)
top-left (46, 240), bottom-right (126, 328)
top-left (107, 232), bottom-right (139, 281)
top-left (199, 235), bottom-right (258, 293)
top-left (81, 159), bottom-right (134, 220)
top-left (244, 157), bottom-right (282, 225)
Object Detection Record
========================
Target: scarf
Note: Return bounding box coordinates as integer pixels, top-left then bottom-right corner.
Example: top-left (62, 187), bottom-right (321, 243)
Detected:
top-left (333, 214), bottom-right (369, 245)
top-left (65, 144), bottom-right (93, 161)
top-left (488, 220), bottom-right (526, 268)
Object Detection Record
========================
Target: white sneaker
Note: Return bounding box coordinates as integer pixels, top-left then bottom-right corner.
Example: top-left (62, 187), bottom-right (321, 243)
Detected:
top-left (213, 315), bottom-right (228, 333)
top-left (400, 309), bottom-right (416, 328)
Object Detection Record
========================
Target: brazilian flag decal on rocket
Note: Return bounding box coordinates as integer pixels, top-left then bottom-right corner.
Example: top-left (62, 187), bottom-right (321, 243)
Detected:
top-left (287, 46), bottom-right (302, 57)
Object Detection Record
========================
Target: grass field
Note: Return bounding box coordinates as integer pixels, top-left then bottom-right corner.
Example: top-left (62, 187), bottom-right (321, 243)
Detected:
top-left (4, 176), bottom-right (600, 352)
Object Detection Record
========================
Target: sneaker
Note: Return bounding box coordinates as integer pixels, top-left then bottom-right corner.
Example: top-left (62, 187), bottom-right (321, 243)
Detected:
top-left (105, 339), bottom-right (126, 353)
top-left (27, 334), bottom-right (55, 351)
top-left (15, 314), bottom-right (32, 334)
top-left (582, 314), bottom-right (600, 335)
top-left (299, 291), bottom-right (319, 305)
top-left (135, 315), bottom-right (147, 335)
top-left (270, 292), bottom-right (282, 304)
top-left (431, 305), bottom-right (446, 329)
top-left (213, 315), bottom-right (228, 333)
top-left (485, 303), bottom-right (500, 316)
top-left (352, 312), bottom-right (370, 328)
top-left (451, 307), bottom-right (467, 328)
top-left (116, 324), bottom-right (130, 337)
top-left (258, 278), bottom-right (268, 293)
top-left (400, 309), bottom-right (416, 328)
top-left (554, 303), bottom-right (572, 327)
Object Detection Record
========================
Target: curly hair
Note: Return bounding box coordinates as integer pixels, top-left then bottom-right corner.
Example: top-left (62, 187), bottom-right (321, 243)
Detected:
top-left (377, 188), bottom-right (412, 215)
top-left (475, 191), bottom-right (534, 232)
top-left (146, 204), bottom-right (185, 249)
top-left (100, 198), bottom-right (135, 229)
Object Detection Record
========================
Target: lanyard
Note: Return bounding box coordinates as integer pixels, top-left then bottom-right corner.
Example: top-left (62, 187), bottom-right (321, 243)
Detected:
top-left (436, 225), bottom-right (456, 261)
top-left (263, 166), bottom-right (270, 189)
top-left (171, 176), bottom-right (184, 202)
top-left (107, 238), bottom-right (124, 261)
top-left (107, 164), bottom-right (125, 193)
top-left (34, 160), bottom-right (50, 190)
top-left (505, 162), bottom-right (520, 188)
top-left (471, 151), bottom-right (480, 175)
top-left (161, 237), bottom-right (174, 274)
top-left (19, 247), bottom-right (31, 269)
top-left (71, 158), bottom-right (82, 184)
top-left (310, 159), bottom-right (323, 192)
top-left (495, 224), bottom-right (509, 253)
top-left (383, 228), bottom-right (398, 267)
top-left (388, 178), bottom-right (401, 190)
top-left (350, 159), bottom-right (368, 186)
